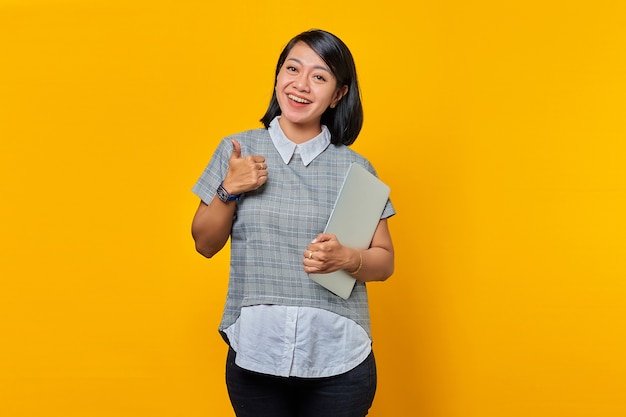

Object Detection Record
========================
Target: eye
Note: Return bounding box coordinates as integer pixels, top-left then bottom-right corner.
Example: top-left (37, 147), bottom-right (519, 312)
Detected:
top-left (285, 66), bottom-right (297, 73)
top-left (313, 74), bottom-right (327, 82)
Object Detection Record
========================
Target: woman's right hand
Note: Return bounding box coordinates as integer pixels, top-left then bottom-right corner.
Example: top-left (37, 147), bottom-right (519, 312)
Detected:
top-left (191, 139), bottom-right (268, 258)
top-left (222, 139), bottom-right (268, 195)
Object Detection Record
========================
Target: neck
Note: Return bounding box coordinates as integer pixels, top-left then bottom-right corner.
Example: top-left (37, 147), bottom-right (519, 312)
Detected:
top-left (278, 118), bottom-right (322, 144)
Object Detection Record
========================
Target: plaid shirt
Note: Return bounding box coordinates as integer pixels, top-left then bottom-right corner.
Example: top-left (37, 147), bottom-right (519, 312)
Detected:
top-left (192, 127), bottom-right (395, 340)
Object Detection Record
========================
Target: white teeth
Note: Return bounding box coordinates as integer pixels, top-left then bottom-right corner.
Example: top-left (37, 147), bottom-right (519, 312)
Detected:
top-left (288, 94), bottom-right (311, 104)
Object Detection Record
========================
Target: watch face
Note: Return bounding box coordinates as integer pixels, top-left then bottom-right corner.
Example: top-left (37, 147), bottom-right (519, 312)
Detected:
top-left (217, 184), bottom-right (240, 202)
top-left (217, 185), bottom-right (230, 202)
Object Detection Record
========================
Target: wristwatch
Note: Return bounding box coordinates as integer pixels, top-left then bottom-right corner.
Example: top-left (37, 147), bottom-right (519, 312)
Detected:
top-left (216, 182), bottom-right (241, 203)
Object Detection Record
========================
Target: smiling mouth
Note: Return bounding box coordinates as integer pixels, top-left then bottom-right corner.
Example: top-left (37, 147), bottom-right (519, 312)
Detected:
top-left (288, 94), bottom-right (311, 104)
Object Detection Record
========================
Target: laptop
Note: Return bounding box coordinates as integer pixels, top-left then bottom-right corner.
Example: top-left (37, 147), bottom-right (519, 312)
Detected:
top-left (310, 163), bottom-right (391, 299)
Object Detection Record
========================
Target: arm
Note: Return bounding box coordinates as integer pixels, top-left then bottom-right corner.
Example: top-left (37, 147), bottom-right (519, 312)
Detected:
top-left (191, 139), bottom-right (268, 258)
top-left (191, 198), bottom-right (237, 258)
top-left (303, 218), bottom-right (394, 282)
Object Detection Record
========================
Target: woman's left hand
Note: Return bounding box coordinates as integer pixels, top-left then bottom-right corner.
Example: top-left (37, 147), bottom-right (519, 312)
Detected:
top-left (303, 233), bottom-right (359, 274)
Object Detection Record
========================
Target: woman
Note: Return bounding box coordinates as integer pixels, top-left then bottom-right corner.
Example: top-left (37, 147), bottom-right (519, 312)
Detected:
top-left (191, 29), bottom-right (395, 417)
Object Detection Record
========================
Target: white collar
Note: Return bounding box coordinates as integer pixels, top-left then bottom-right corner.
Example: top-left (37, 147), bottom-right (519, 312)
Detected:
top-left (268, 117), bottom-right (331, 166)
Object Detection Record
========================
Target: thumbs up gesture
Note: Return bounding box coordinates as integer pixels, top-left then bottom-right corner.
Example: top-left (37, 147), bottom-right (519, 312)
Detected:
top-left (222, 139), bottom-right (268, 195)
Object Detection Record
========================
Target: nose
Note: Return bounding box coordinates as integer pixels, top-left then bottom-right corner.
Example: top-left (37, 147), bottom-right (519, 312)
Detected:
top-left (293, 74), bottom-right (309, 92)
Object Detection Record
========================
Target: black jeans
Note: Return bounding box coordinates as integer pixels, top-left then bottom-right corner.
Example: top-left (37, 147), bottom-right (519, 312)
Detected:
top-left (226, 347), bottom-right (377, 417)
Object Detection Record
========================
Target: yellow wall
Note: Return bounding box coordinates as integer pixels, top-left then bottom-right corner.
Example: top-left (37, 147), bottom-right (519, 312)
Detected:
top-left (1, 1), bottom-right (625, 416)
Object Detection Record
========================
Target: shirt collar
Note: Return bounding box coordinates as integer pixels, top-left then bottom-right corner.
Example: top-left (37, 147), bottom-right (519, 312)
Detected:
top-left (268, 116), bottom-right (331, 166)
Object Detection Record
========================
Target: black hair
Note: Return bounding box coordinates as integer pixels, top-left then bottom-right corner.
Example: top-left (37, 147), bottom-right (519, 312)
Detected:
top-left (260, 29), bottom-right (364, 146)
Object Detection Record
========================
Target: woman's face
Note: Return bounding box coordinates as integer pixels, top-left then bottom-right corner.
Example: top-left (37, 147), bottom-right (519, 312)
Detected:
top-left (275, 42), bottom-right (347, 137)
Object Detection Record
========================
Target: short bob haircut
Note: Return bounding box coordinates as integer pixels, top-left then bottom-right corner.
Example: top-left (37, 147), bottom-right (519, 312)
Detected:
top-left (260, 29), bottom-right (364, 146)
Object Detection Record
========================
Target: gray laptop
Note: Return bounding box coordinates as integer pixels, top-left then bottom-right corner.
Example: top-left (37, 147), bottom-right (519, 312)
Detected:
top-left (310, 163), bottom-right (390, 299)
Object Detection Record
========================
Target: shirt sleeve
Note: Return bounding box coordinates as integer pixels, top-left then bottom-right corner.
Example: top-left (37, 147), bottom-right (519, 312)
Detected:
top-left (191, 137), bottom-right (232, 204)
top-left (381, 198), bottom-right (396, 219)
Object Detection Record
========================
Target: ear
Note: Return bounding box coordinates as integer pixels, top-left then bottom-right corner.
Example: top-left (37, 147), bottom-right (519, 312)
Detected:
top-left (331, 85), bottom-right (349, 108)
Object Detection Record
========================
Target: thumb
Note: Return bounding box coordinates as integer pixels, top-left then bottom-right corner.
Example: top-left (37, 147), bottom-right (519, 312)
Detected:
top-left (230, 139), bottom-right (242, 160)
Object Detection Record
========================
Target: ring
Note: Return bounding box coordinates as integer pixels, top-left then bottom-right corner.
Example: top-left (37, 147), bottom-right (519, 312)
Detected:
top-left (308, 251), bottom-right (313, 259)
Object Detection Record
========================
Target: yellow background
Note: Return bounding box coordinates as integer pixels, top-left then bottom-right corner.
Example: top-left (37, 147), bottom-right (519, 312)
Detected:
top-left (1, 0), bottom-right (625, 416)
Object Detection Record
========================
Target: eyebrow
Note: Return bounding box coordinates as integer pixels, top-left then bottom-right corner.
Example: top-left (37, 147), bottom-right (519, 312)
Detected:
top-left (286, 57), bottom-right (331, 73)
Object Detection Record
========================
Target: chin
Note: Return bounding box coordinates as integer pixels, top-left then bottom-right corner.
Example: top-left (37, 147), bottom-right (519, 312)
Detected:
top-left (281, 113), bottom-right (310, 125)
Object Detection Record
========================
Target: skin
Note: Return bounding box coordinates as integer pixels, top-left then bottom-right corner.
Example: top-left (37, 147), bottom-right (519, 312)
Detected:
top-left (191, 41), bottom-right (394, 282)
top-left (274, 42), bottom-right (348, 144)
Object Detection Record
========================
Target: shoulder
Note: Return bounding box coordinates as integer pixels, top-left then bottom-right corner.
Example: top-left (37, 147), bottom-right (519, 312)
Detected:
top-left (228, 127), bottom-right (270, 142)
top-left (325, 144), bottom-right (376, 173)
top-left (224, 128), bottom-right (271, 153)
top-left (209, 128), bottom-right (269, 157)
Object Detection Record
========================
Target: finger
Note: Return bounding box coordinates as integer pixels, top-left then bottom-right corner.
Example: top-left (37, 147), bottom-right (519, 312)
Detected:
top-left (230, 139), bottom-right (242, 160)
top-left (245, 156), bottom-right (266, 170)
top-left (312, 233), bottom-right (335, 244)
